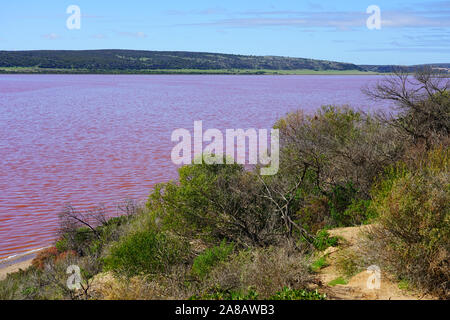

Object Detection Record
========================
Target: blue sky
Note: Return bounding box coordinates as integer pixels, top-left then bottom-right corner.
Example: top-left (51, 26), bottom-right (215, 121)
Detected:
top-left (0, 0), bottom-right (449, 65)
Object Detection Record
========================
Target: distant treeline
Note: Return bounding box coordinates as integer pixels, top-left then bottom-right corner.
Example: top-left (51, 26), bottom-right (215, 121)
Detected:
top-left (0, 50), bottom-right (361, 71)
top-left (0, 50), bottom-right (448, 74)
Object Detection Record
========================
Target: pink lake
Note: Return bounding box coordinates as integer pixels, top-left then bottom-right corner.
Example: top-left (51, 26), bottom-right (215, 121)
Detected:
top-left (0, 74), bottom-right (387, 259)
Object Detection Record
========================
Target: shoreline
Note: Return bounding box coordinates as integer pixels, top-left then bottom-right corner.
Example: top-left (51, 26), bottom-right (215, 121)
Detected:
top-left (0, 69), bottom-right (383, 76)
top-left (0, 258), bottom-right (33, 281)
top-left (0, 248), bottom-right (49, 280)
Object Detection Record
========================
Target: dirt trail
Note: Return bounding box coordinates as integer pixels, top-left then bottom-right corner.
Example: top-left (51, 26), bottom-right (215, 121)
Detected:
top-left (315, 225), bottom-right (434, 300)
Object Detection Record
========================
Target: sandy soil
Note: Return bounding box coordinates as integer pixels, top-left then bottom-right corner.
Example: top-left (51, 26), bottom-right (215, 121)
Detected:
top-left (0, 255), bottom-right (35, 281)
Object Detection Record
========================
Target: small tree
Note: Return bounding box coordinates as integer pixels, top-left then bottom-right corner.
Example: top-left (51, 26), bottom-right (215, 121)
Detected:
top-left (275, 106), bottom-right (403, 199)
top-left (364, 67), bottom-right (450, 148)
top-left (149, 160), bottom-right (284, 247)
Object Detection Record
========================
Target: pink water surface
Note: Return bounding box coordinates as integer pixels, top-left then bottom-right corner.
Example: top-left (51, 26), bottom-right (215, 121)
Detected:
top-left (0, 74), bottom-right (386, 259)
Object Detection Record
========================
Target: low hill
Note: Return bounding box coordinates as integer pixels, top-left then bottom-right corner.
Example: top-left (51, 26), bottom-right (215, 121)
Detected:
top-left (360, 63), bottom-right (450, 73)
top-left (0, 50), bottom-right (447, 74)
top-left (0, 50), bottom-right (364, 73)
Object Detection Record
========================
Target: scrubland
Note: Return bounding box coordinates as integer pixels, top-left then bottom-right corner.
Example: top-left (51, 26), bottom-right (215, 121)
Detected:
top-left (1, 68), bottom-right (448, 300)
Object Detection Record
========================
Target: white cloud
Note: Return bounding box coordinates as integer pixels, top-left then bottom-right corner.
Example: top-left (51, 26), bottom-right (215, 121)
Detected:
top-left (118, 31), bottom-right (148, 38)
top-left (91, 34), bottom-right (107, 39)
top-left (177, 8), bottom-right (450, 30)
top-left (42, 33), bottom-right (60, 40)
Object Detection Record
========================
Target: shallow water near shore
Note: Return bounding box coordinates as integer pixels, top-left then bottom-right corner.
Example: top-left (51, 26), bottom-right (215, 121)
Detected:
top-left (0, 74), bottom-right (388, 260)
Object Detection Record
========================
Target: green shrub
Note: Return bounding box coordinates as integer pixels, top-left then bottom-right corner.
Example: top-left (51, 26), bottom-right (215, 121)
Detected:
top-left (270, 287), bottom-right (326, 300)
top-left (368, 147), bottom-right (449, 298)
top-left (1, 253), bottom-right (97, 300)
top-left (55, 238), bottom-right (69, 253)
top-left (58, 205), bottom-right (136, 260)
top-left (276, 105), bottom-right (403, 202)
top-left (148, 159), bottom-right (284, 246)
top-left (104, 229), bottom-right (189, 277)
top-left (328, 182), bottom-right (358, 226)
top-left (342, 199), bottom-right (377, 225)
top-left (313, 229), bottom-right (338, 251)
top-left (196, 246), bottom-right (313, 299)
top-left (191, 240), bottom-right (234, 279)
top-left (398, 279), bottom-right (411, 291)
top-left (310, 255), bottom-right (329, 272)
top-left (335, 248), bottom-right (362, 278)
top-left (62, 226), bottom-right (96, 256)
top-left (0, 272), bottom-right (22, 300)
top-left (328, 277), bottom-right (348, 287)
top-left (190, 288), bottom-right (259, 300)
top-left (325, 183), bottom-right (377, 226)
top-left (296, 196), bottom-right (330, 234)
top-left (191, 286), bottom-right (326, 300)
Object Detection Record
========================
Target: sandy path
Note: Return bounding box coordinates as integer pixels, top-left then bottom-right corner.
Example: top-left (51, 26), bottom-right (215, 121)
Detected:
top-left (316, 225), bottom-right (434, 300)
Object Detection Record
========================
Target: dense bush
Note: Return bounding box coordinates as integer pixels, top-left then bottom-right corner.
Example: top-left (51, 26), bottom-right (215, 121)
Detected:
top-left (190, 286), bottom-right (326, 300)
top-left (341, 199), bottom-right (376, 225)
top-left (367, 147), bottom-right (449, 298)
top-left (0, 268), bottom-right (39, 300)
top-left (295, 196), bottom-right (330, 234)
top-left (195, 246), bottom-right (313, 299)
top-left (335, 248), bottom-right (364, 278)
top-left (1, 251), bottom-right (98, 300)
top-left (275, 106), bottom-right (403, 230)
top-left (148, 160), bottom-right (285, 246)
top-left (269, 287), bottom-right (326, 300)
top-left (148, 107), bottom-right (397, 251)
top-left (31, 247), bottom-right (60, 270)
top-left (328, 182), bottom-right (359, 226)
top-left (275, 105), bottom-right (403, 199)
top-left (191, 240), bottom-right (234, 279)
top-left (58, 205), bottom-right (134, 257)
top-left (103, 228), bottom-right (189, 277)
top-left (328, 183), bottom-right (376, 226)
top-left (313, 229), bottom-right (339, 251)
top-left (190, 288), bottom-right (259, 300)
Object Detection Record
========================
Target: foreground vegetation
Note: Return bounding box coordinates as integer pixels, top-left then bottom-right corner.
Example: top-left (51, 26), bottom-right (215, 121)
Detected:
top-left (0, 68), bottom-right (448, 300)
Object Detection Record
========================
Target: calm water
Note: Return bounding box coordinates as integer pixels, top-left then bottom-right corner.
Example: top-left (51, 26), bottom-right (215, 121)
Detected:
top-left (0, 74), bottom-right (386, 260)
